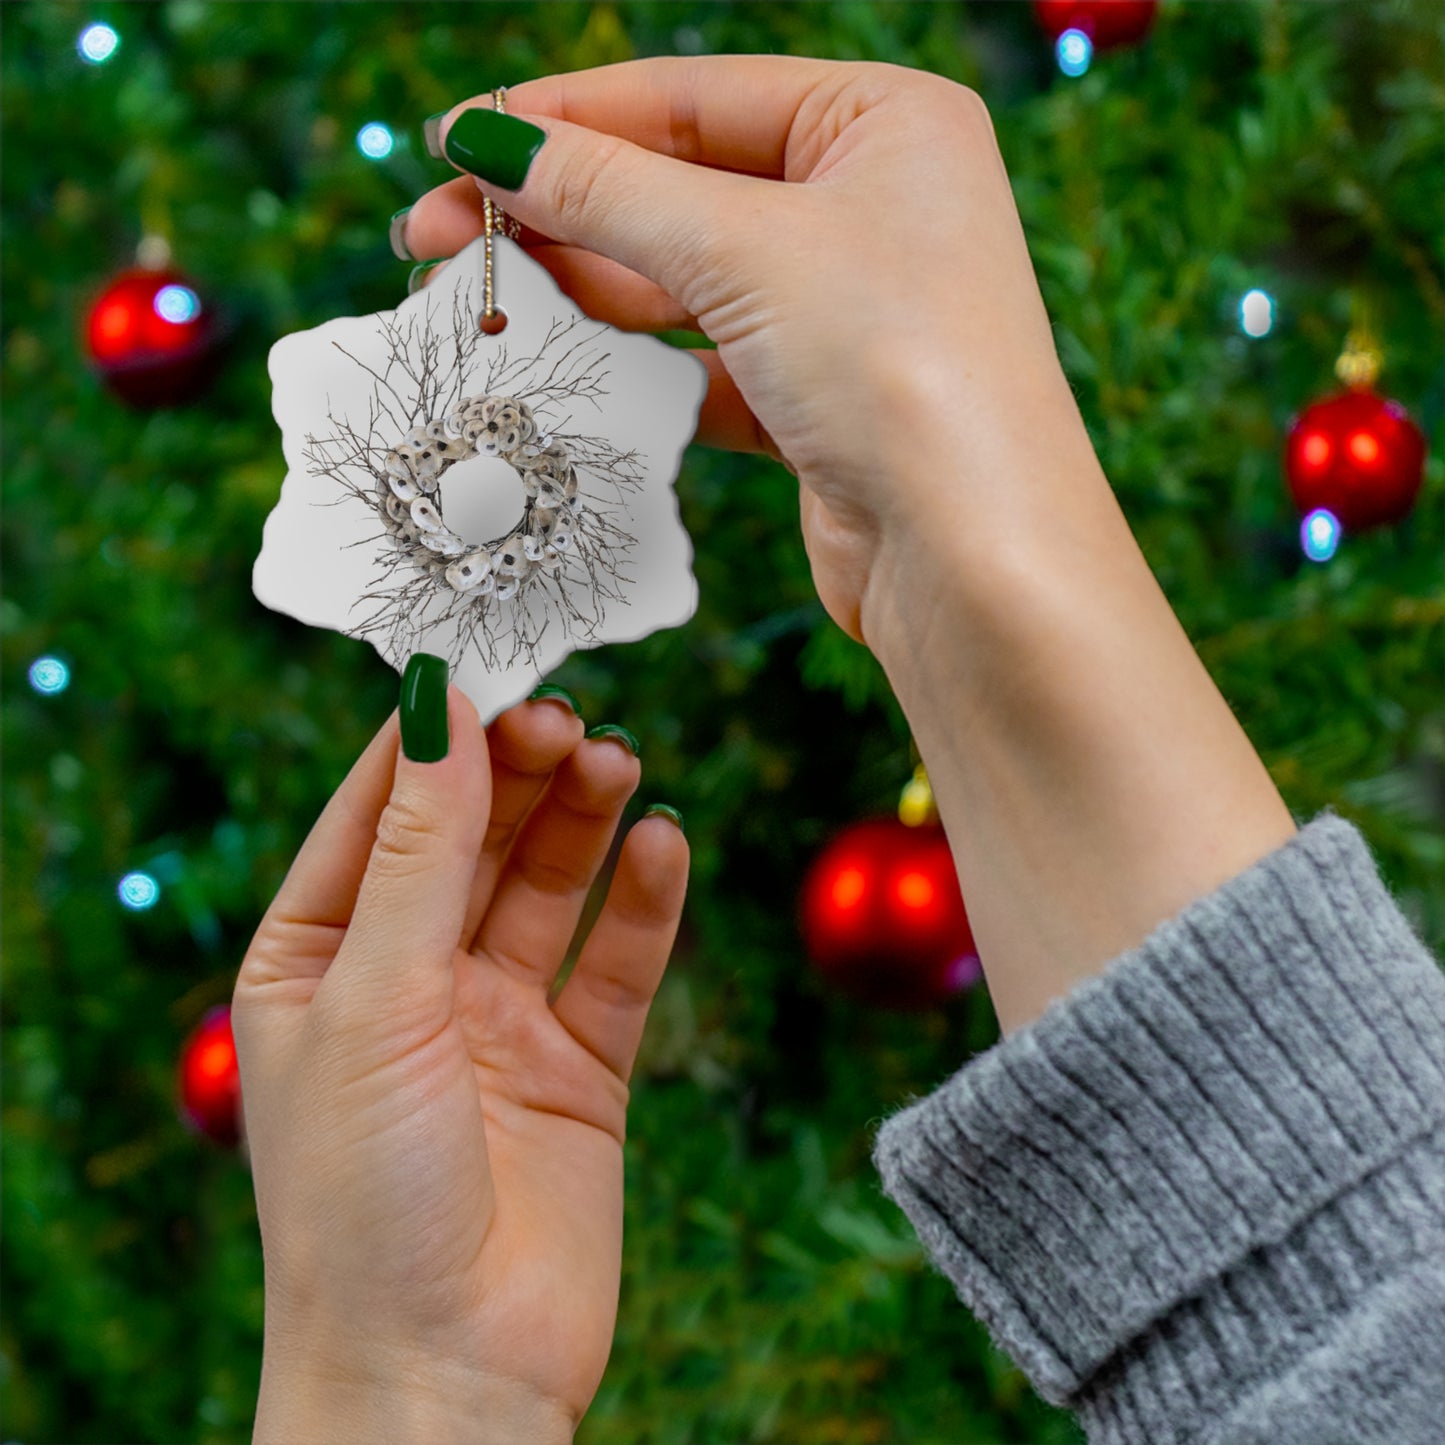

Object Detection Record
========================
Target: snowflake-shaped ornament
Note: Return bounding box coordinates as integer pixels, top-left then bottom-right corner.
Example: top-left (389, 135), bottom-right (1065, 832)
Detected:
top-left (255, 234), bottom-right (707, 722)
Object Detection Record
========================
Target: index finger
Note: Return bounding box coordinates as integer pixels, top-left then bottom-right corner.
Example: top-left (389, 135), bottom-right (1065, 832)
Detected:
top-left (495, 54), bottom-right (846, 180)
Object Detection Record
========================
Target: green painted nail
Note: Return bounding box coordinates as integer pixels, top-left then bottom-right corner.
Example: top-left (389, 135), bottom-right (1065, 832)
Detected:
top-left (528, 684), bottom-right (581, 716)
top-left (585, 723), bottom-right (639, 757)
top-left (644, 804), bottom-right (684, 834)
top-left (423, 112), bottom-right (447, 160)
top-left (400, 653), bottom-right (449, 762)
top-left (443, 106), bottom-right (546, 191)
top-left (407, 258), bottom-right (447, 296)
top-left (388, 206), bottom-right (413, 261)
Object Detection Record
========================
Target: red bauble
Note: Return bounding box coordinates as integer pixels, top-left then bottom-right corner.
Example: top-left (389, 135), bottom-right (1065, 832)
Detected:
top-left (178, 1005), bottom-right (242, 1148)
top-left (1034, 0), bottom-right (1157, 49)
top-left (800, 818), bottom-right (980, 1011)
top-left (1284, 388), bottom-right (1426, 532)
top-left (85, 267), bottom-right (220, 407)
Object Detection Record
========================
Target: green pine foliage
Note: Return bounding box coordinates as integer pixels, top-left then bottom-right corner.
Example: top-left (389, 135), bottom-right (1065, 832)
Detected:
top-left (3, 3), bottom-right (1440, 1441)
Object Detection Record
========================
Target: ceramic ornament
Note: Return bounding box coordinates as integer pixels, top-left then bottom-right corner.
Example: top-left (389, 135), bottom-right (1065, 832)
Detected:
top-left (255, 234), bottom-right (707, 722)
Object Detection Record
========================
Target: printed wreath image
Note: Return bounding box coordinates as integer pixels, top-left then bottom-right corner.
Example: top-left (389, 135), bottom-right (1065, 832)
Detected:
top-left (308, 291), bottom-right (648, 670)
top-left (256, 235), bottom-right (707, 722)
top-left (380, 394), bottom-right (583, 604)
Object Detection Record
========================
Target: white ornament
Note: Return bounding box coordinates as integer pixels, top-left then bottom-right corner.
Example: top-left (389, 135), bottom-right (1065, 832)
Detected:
top-left (256, 234), bottom-right (706, 723)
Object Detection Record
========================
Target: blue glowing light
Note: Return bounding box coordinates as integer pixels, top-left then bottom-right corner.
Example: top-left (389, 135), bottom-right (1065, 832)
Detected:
top-left (1057, 28), bottom-right (1093, 77)
top-left (1240, 288), bottom-right (1274, 338)
top-left (118, 871), bottom-right (161, 910)
top-left (29, 656), bottom-right (71, 695)
top-left (1301, 508), bottom-right (1341, 563)
top-left (78, 22), bottom-right (120, 64)
top-left (357, 122), bottom-right (395, 160)
top-left (154, 284), bottom-right (201, 324)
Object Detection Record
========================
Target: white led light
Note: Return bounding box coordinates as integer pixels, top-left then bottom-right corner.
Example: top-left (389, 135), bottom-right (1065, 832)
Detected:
top-left (1240, 288), bottom-right (1274, 338)
top-left (1057, 28), bottom-right (1093, 77)
top-left (29, 656), bottom-right (71, 694)
top-left (78, 23), bottom-right (120, 64)
top-left (118, 871), bottom-right (161, 910)
top-left (1301, 508), bottom-right (1341, 563)
top-left (357, 122), bottom-right (395, 160)
top-left (154, 284), bottom-right (201, 324)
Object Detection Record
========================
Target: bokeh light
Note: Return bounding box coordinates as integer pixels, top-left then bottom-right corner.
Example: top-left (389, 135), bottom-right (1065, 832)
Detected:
top-left (1301, 508), bottom-right (1341, 563)
top-left (1240, 288), bottom-right (1274, 337)
top-left (118, 871), bottom-right (161, 910)
top-left (153, 284), bottom-right (201, 324)
top-left (1057, 29), bottom-right (1093, 77)
top-left (895, 871), bottom-right (936, 911)
top-left (356, 122), bottom-right (395, 159)
top-left (78, 23), bottom-right (119, 64)
top-left (830, 866), bottom-right (867, 911)
top-left (1348, 430), bottom-right (1380, 466)
top-left (29, 656), bottom-right (71, 695)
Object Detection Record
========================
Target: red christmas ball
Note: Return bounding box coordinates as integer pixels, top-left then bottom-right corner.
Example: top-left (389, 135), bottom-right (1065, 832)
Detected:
top-left (800, 818), bottom-right (980, 1011)
top-left (1284, 388), bottom-right (1426, 532)
top-left (85, 267), bottom-right (220, 407)
top-left (1034, 0), bottom-right (1158, 49)
top-left (178, 1005), bottom-right (242, 1148)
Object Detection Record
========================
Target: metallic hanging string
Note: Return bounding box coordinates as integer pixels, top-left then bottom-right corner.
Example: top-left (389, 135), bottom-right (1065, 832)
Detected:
top-left (481, 86), bottom-right (522, 322)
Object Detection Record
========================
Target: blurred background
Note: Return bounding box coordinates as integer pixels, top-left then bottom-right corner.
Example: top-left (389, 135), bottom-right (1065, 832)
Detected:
top-left (2, 2), bottom-right (1441, 1442)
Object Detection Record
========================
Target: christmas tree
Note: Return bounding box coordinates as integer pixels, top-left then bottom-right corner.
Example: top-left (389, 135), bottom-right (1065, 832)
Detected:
top-left (3, 3), bottom-right (1440, 1442)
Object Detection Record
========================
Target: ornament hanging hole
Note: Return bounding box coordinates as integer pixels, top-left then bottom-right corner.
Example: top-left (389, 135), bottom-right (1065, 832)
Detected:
top-left (478, 307), bottom-right (509, 337)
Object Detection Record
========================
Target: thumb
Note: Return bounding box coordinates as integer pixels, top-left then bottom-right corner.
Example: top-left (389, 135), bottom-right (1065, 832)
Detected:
top-left (326, 656), bottom-right (489, 1026)
top-left (439, 103), bottom-right (760, 316)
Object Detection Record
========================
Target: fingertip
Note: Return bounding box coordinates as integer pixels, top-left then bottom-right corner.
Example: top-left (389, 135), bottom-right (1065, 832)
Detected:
top-left (629, 807), bottom-right (691, 872)
top-left (488, 689), bottom-right (587, 772)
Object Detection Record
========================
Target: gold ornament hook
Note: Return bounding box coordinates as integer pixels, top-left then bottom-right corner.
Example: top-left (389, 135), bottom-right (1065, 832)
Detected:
top-left (898, 763), bottom-right (938, 827)
top-left (480, 87), bottom-right (521, 327)
top-left (1335, 296), bottom-right (1383, 390)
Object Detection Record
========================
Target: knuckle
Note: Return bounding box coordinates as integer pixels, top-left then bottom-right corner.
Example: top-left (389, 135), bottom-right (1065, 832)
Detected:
top-left (370, 789), bottom-right (450, 874)
top-left (517, 848), bottom-right (585, 898)
top-left (580, 964), bottom-right (655, 1015)
top-left (952, 81), bottom-right (997, 135)
top-left (551, 132), bottom-right (628, 235)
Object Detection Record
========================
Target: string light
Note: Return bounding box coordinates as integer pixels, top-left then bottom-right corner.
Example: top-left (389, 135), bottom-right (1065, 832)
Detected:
top-left (356, 122), bottom-right (395, 160)
top-left (78, 22), bottom-right (119, 64)
top-left (118, 871), bottom-right (161, 910)
top-left (28, 656), bottom-right (70, 695)
top-left (153, 284), bottom-right (201, 324)
top-left (1057, 28), bottom-right (1093, 76)
top-left (1240, 289), bottom-right (1274, 338)
top-left (1301, 508), bottom-right (1341, 563)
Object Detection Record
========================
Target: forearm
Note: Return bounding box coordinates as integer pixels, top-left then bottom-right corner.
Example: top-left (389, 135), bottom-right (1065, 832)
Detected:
top-left (859, 366), bottom-right (1296, 1034)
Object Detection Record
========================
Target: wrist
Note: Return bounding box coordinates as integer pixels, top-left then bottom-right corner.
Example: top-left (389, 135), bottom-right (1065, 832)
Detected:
top-left (857, 351), bottom-right (1121, 678)
top-left (254, 1339), bottom-right (575, 1445)
top-left (853, 365), bottom-right (1294, 1033)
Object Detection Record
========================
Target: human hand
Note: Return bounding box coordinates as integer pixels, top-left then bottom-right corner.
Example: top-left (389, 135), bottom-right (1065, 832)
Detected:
top-left (233, 676), bottom-right (687, 1442)
top-left (402, 56), bottom-right (1094, 644)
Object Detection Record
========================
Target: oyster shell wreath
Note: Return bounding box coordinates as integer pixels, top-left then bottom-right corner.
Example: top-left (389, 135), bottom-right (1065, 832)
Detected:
top-left (302, 286), bottom-right (645, 671)
top-left (380, 394), bottom-right (581, 600)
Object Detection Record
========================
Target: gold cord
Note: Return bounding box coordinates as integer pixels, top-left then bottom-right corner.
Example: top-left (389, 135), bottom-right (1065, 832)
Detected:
top-left (482, 86), bottom-right (521, 321)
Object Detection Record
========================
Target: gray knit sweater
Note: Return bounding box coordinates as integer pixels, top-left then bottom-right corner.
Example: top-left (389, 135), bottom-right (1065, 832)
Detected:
top-left (871, 812), bottom-right (1445, 1444)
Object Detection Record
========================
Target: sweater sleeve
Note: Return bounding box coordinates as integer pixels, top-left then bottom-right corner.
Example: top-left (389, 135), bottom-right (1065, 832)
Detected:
top-left (870, 811), bottom-right (1445, 1445)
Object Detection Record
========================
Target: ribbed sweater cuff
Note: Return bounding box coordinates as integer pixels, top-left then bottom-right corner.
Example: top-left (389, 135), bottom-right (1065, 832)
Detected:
top-left (871, 812), bottom-right (1445, 1417)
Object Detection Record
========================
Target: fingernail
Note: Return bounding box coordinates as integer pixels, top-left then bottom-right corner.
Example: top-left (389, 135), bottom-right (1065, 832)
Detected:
top-left (443, 107), bottom-right (546, 191)
top-left (644, 804), bottom-right (684, 834)
top-left (585, 723), bottom-right (639, 757)
top-left (408, 258), bottom-right (447, 296)
top-left (389, 206), bottom-right (413, 261)
top-left (400, 653), bottom-right (449, 762)
top-left (528, 684), bottom-right (581, 716)
top-left (423, 111), bottom-right (447, 160)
